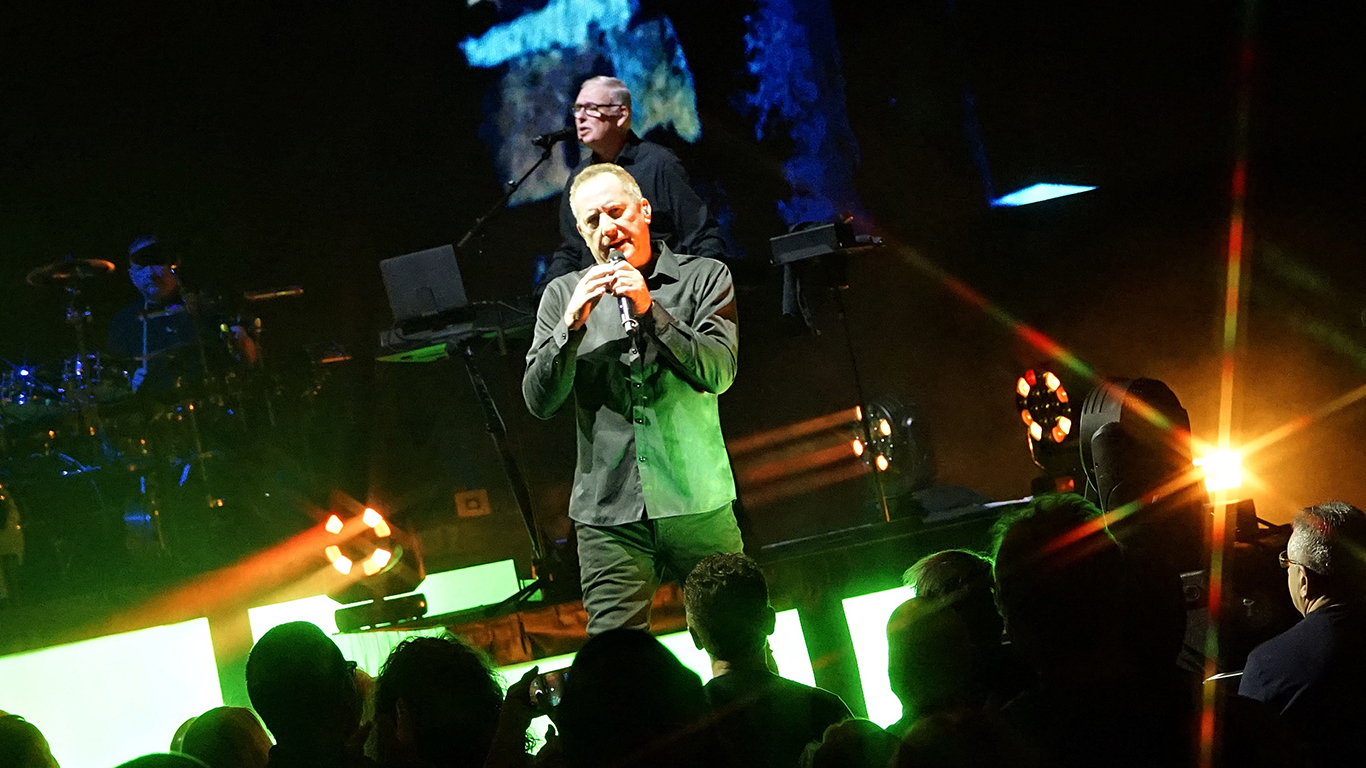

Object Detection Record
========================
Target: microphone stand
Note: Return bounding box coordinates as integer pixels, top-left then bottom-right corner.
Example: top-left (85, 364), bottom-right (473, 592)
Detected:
top-left (448, 136), bottom-right (575, 614)
top-left (456, 140), bottom-right (564, 249)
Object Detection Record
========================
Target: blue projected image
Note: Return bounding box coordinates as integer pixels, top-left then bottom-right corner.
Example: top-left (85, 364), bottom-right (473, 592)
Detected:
top-left (461, 0), bottom-right (701, 204)
top-left (743, 0), bottom-right (862, 225)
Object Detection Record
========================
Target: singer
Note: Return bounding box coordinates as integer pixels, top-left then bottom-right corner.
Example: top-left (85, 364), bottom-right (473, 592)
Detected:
top-left (535, 76), bottom-right (725, 294)
top-left (524, 163), bottom-right (742, 635)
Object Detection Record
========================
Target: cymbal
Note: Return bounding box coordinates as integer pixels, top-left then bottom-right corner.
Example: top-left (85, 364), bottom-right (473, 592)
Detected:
top-left (138, 303), bottom-right (190, 321)
top-left (26, 258), bottom-right (116, 287)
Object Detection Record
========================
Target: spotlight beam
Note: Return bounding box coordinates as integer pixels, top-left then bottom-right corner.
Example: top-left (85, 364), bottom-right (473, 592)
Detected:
top-left (727, 407), bottom-right (861, 456)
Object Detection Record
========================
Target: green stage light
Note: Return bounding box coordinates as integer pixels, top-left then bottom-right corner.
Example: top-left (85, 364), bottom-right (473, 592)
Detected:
top-left (248, 559), bottom-right (520, 673)
top-left (842, 586), bottom-right (914, 727)
top-left (0, 619), bottom-right (222, 768)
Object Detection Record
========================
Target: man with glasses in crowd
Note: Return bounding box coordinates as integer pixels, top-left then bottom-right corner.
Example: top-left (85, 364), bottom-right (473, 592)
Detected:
top-left (537, 76), bottom-right (724, 293)
top-left (1239, 500), bottom-right (1366, 767)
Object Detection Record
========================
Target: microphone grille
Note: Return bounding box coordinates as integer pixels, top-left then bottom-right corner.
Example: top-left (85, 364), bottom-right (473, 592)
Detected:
top-left (608, 249), bottom-right (625, 262)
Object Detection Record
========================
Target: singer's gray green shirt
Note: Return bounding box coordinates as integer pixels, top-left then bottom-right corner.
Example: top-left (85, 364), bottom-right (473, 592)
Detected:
top-left (523, 243), bottom-right (738, 526)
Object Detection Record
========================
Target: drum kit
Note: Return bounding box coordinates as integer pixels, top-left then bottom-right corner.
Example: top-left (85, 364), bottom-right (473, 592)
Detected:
top-left (0, 255), bottom-right (331, 599)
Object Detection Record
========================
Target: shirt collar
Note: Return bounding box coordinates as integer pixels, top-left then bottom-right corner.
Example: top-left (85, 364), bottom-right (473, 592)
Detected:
top-left (646, 240), bottom-right (681, 286)
top-left (607, 131), bottom-right (643, 165)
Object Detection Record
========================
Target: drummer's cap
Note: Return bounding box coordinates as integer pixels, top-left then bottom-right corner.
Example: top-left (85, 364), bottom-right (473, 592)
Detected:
top-left (128, 237), bottom-right (176, 267)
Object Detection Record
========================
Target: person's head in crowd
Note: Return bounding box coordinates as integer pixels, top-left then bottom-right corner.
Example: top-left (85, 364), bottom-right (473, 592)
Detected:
top-left (798, 719), bottom-right (899, 768)
top-left (556, 629), bottom-right (711, 768)
top-left (373, 635), bottom-right (503, 768)
top-left (168, 717), bottom-right (197, 753)
top-left (991, 493), bottom-right (1127, 677)
top-left (684, 553), bottom-right (774, 670)
top-left (885, 597), bottom-right (975, 731)
top-left (569, 163), bottom-right (653, 268)
top-left (127, 237), bottom-right (179, 303)
top-left (0, 714), bottom-right (60, 768)
top-left (894, 710), bottom-right (1038, 768)
top-left (903, 549), bottom-right (1001, 651)
top-left (245, 621), bottom-right (361, 753)
top-left (1284, 500), bottom-right (1366, 614)
top-left (573, 75), bottom-right (632, 160)
top-left (179, 707), bottom-right (271, 768)
top-left (112, 755), bottom-right (208, 768)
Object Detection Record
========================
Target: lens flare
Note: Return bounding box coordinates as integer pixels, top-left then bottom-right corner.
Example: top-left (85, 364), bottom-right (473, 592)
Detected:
top-left (1194, 450), bottom-right (1243, 493)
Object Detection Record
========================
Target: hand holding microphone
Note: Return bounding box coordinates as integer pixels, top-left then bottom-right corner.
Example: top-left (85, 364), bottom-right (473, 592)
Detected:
top-left (608, 249), bottom-right (638, 332)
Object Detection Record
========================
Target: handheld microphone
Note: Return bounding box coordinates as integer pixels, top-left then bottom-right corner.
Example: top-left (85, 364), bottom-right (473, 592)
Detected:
top-left (532, 128), bottom-right (575, 149)
top-left (608, 249), bottom-right (637, 332)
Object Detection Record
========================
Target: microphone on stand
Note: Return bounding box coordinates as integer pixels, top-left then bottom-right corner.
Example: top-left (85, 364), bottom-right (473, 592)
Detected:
top-left (532, 128), bottom-right (575, 149)
top-left (608, 249), bottom-right (637, 332)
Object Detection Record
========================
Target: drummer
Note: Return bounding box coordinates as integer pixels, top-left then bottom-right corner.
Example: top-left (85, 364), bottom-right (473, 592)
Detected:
top-left (106, 237), bottom-right (257, 396)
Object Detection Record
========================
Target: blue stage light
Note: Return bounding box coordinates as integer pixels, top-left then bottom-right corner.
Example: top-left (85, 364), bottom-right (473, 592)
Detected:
top-left (990, 183), bottom-right (1097, 208)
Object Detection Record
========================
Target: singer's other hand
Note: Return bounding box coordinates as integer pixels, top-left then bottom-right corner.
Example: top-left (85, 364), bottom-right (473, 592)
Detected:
top-left (563, 263), bottom-right (618, 330)
top-left (609, 260), bottom-right (652, 316)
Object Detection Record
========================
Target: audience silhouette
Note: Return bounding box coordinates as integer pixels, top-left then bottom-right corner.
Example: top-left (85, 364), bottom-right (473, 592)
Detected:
top-left (797, 719), bottom-right (898, 768)
top-left (684, 553), bottom-right (850, 768)
top-left (179, 707), bottom-right (272, 768)
top-left (554, 628), bottom-right (725, 768)
top-left (899, 549), bottom-right (1031, 716)
top-left (884, 597), bottom-right (975, 736)
top-left (1238, 501), bottom-right (1366, 767)
top-left (11, 491), bottom-right (1366, 768)
top-left (894, 710), bottom-right (1037, 768)
top-left (372, 635), bottom-right (505, 768)
top-left (0, 714), bottom-right (60, 768)
top-left (245, 621), bottom-right (371, 768)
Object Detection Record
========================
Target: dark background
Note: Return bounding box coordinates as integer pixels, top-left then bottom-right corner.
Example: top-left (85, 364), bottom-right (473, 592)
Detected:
top-left (3, 0), bottom-right (1364, 576)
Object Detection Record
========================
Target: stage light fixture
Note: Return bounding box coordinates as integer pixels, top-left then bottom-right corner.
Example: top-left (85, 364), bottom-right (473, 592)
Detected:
top-left (1016, 367), bottom-right (1086, 493)
top-left (1194, 450), bottom-right (1243, 493)
top-left (1077, 377), bottom-right (1206, 571)
top-left (851, 396), bottom-right (935, 491)
top-left (321, 505), bottom-right (426, 621)
top-left (1016, 368), bottom-right (1075, 448)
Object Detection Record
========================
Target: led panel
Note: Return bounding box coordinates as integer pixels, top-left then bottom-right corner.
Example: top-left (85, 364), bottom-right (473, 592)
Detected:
top-left (0, 619), bottom-right (222, 768)
top-left (841, 586), bottom-right (913, 727)
top-left (991, 183), bottom-right (1097, 208)
top-left (246, 560), bottom-right (521, 674)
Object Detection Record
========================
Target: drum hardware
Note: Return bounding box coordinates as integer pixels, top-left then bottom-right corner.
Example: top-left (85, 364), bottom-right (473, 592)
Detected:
top-left (243, 286), bottom-right (304, 302)
top-left (24, 257), bottom-right (116, 287)
top-left (7, 251), bottom-right (330, 595)
top-left (137, 303), bottom-right (191, 321)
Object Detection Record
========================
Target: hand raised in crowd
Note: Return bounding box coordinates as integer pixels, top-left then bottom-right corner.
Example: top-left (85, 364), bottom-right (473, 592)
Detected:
top-left (483, 666), bottom-right (541, 768)
top-left (562, 264), bottom-right (618, 330)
